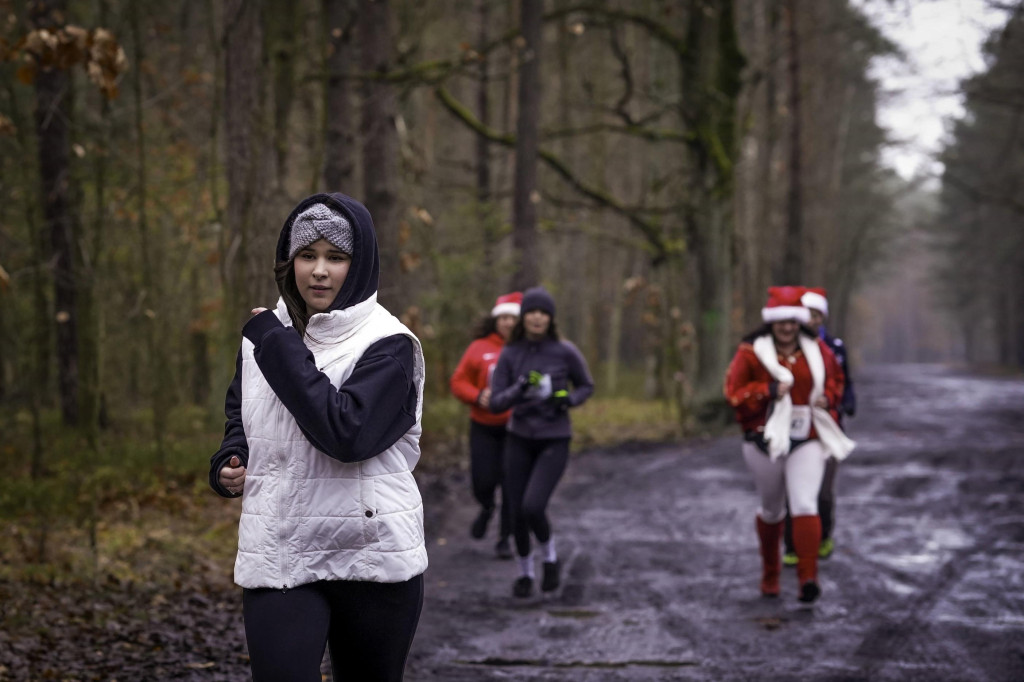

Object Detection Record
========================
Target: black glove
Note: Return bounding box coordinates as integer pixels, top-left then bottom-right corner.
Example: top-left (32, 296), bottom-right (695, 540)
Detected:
top-left (517, 370), bottom-right (544, 392)
top-left (842, 393), bottom-right (856, 417)
top-left (549, 389), bottom-right (570, 411)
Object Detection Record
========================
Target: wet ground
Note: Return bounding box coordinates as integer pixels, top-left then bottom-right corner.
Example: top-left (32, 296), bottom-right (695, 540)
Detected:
top-left (3, 364), bottom-right (1022, 680)
top-left (407, 364), bottom-right (1024, 681)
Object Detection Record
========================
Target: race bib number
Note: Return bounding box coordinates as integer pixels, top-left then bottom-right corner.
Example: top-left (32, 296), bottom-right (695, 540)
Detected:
top-left (790, 405), bottom-right (811, 440)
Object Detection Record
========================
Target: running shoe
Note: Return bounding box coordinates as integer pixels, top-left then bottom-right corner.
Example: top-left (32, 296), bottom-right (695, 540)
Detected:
top-left (818, 537), bottom-right (835, 559)
top-left (513, 576), bottom-right (534, 598)
top-left (470, 508), bottom-right (492, 539)
top-left (782, 551), bottom-right (798, 567)
top-left (495, 537), bottom-right (514, 560)
top-left (798, 581), bottom-right (821, 603)
top-left (541, 561), bottom-right (561, 592)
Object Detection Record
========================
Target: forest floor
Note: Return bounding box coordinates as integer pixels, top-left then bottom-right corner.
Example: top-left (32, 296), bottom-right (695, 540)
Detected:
top-left (3, 364), bottom-right (1024, 680)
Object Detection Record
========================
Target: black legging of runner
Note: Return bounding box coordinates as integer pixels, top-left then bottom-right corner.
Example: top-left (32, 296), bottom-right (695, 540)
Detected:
top-left (785, 456), bottom-right (838, 551)
top-left (503, 433), bottom-right (571, 557)
top-left (242, 574), bottom-right (424, 682)
top-left (470, 420), bottom-right (512, 539)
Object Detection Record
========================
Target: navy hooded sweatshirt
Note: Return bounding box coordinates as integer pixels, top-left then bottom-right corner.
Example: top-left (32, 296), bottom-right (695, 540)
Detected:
top-left (488, 287), bottom-right (594, 440)
top-left (209, 193), bottom-right (417, 497)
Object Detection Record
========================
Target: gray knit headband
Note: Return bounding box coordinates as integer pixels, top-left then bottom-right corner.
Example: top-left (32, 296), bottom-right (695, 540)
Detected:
top-left (288, 203), bottom-right (354, 259)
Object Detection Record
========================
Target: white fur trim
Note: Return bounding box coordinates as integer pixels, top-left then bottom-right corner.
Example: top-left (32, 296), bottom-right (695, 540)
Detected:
top-left (491, 302), bottom-right (521, 317)
top-left (751, 334), bottom-right (855, 462)
top-left (761, 306), bottom-right (811, 324)
top-left (801, 291), bottom-right (829, 316)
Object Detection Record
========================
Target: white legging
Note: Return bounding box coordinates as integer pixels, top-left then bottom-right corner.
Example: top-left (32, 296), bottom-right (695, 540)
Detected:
top-left (742, 440), bottom-right (827, 523)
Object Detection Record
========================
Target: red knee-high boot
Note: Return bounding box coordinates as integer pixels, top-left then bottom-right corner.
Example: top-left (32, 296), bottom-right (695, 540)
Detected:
top-left (792, 515), bottom-right (822, 602)
top-left (756, 516), bottom-right (783, 597)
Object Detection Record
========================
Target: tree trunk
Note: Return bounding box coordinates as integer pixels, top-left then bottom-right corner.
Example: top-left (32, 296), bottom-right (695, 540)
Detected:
top-left (267, 1), bottom-right (299, 192)
top-left (779, 0), bottom-right (803, 283)
top-left (360, 0), bottom-right (402, 308)
top-left (224, 0), bottom-right (269, 324)
top-left (322, 0), bottom-right (357, 192)
top-left (475, 0), bottom-right (495, 285)
top-left (682, 0), bottom-right (742, 403)
top-left (511, 0), bottom-right (543, 291)
top-left (131, 1), bottom-right (170, 463)
top-left (30, 0), bottom-right (78, 425)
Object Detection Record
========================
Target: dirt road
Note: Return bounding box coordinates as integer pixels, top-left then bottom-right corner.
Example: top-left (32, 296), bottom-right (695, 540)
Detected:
top-left (406, 365), bottom-right (1024, 681)
top-left (4, 364), bottom-right (1022, 681)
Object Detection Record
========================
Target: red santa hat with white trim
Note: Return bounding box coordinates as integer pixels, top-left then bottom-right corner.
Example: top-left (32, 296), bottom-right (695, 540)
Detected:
top-left (800, 287), bottom-right (828, 317)
top-left (761, 286), bottom-right (811, 324)
top-left (491, 291), bottom-right (522, 317)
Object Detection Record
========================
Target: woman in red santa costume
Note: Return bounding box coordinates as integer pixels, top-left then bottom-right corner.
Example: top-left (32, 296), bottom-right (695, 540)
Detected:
top-left (450, 292), bottom-right (522, 559)
top-left (723, 286), bottom-right (855, 603)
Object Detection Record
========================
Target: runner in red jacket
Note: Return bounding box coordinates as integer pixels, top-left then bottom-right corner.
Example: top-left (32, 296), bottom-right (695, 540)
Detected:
top-left (450, 292), bottom-right (521, 559)
top-left (724, 286), bottom-right (854, 604)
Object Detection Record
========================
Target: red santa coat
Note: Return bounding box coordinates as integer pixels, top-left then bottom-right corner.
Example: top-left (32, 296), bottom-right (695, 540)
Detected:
top-left (724, 336), bottom-right (845, 439)
top-left (450, 333), bottom-right (511, 427)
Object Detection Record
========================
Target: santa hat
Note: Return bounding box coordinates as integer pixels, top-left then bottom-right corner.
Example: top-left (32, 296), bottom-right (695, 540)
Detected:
top-left (762, 286), bottom-right (811, 324)
top-left (801, 287), bottom-right (829, 317)
top-left (491, 291), bottom-right (522, 317)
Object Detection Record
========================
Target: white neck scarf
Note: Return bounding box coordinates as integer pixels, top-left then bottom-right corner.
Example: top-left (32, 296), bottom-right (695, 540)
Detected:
top-left (752, 334), bottom-right (856, 462)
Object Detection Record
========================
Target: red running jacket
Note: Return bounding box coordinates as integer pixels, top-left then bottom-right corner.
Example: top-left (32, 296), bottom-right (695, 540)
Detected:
top-left (450, 333), bottom-right (511, 427)
top-left (723, 336), bottom-right (845, 438)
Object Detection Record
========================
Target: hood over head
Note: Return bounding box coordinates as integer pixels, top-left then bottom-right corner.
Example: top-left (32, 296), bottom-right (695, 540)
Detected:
top-left (277, 193), bottom-right (379, 312)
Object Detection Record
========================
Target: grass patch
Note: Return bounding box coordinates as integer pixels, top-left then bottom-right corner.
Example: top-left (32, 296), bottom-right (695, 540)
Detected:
top-left (571, 397), bottom-right (683, 451)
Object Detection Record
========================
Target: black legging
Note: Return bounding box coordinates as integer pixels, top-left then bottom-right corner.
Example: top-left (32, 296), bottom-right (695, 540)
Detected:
top-left (504, 434), bottom-right (571, 558)
top-left (469, 420), bottom-right (512, 539)
top-left (242, 574), bottom-right (424, 682)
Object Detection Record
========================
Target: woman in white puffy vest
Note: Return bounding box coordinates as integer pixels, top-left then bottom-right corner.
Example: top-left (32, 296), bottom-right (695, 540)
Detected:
top-left (209, 193), bottom-right (427, 681)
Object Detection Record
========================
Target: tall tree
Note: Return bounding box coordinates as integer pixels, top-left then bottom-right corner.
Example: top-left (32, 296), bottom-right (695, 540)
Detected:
top-left (223, 0), bottom-right (269, 323)
top-left (130, 0), bottom-right (171, 461)
top-left (322, 0), bottom-right (357, 192)
top-left (511, 0), bottom-right (543, 291)
top-left (681, 0), bottom-right (744, 401)
top-left (267, 1), bottom-right (300, 193)
top-left (29, 0), bottom-right (78, 425)
top-left (360, 0), bottom-right (402, 307)
top-left (778, 0), bottom-right (803, 283)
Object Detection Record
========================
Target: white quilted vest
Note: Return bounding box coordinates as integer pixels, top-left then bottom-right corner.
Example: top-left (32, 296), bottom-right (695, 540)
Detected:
top-left (234, 294), bottom-right (427, 589)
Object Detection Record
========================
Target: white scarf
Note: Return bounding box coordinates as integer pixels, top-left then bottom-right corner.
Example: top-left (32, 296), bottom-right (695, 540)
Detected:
top-left (752, 334), bottom-right (856, 462)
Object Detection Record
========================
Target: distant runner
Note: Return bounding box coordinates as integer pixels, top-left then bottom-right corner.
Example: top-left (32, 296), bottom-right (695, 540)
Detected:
top-left (489, 286), bottom-right (595, 598)
top-left (782, 287), bottom-right (856, 567)
top-left (724, 286), bottom-right (855, 603)
top-left (450, 292), bottom-right (522, 559)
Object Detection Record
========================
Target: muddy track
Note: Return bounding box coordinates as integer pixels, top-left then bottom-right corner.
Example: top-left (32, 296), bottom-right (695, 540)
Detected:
top-left (4, 364), bottom-right (1020, 681)
top-left (406, 365), bottom-right (1024, 681)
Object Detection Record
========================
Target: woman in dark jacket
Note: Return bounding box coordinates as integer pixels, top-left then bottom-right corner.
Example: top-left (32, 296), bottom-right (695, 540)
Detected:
top-left (489, 286), bottom-right (594, 598)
